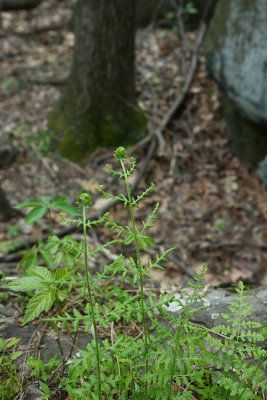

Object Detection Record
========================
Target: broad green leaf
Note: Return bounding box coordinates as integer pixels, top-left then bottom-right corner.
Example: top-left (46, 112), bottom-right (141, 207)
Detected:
top-left (5, 276), bottom-right (48, 291)
top-left (10, 351), bottom-right (23, 361)
top-left (54, 251), bottom-right (64, 266)
top-left (14, 199), bottom-right (44, 209)
top-left (25, 206), bottom-right (47, 224)
top-left (24, 250), bottom-right (38, 273)
top-left (23, 290), bottom-right (55, 325)
top-left (27, 266), bottom-right (53, 281)
top-left (0, 338), bottom-right (5, 349)
top-left (55, 268), bottom-right (73, 281)
top-left (39, 382), bottom-right (50, 396)
top-left (39, 195), bottom-right (51, 205)
top-left (52, 203), bottom-right (81, 216)
top-left (51, 195), bottom-right (69, 204)
top-left (6, 338), bottom-right (21, 348)
top-left (40, 249), bottom-right (53, 268)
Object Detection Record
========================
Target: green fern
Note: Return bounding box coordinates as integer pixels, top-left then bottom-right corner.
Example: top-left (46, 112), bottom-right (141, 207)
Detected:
top-left (195, 281), bottom-right (267, 399)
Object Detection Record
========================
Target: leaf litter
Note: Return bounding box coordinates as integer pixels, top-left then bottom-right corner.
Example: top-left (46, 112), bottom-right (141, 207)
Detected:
top-left (0, 0), bottom-right (266, 291)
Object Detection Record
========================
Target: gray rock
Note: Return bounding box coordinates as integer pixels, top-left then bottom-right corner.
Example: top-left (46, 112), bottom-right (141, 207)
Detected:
top-left (24, 384), bottom-right (45, 400)
top-left (205, 0), bottom-right (267, 165)
top-left (257, 155), bottom-right (267, 184)
top-left (1, 285), bottom-right (266, 366)
top-left (205, 0), bottom-right (267, 125)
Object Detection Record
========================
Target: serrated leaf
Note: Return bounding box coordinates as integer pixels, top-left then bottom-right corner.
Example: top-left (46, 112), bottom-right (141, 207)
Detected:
top-left (55, 268), bottom-right (73, 281)
top-left (39, 195), bottom-right (51, 205)
top-left (27, 266), bottom-right (53, 281)
top-left (53, 203), bottom-right (81, 216)
top-left (23, 290), bottom-right (55, 325)
top-left (5, 276), bottom-right (48, 291)
top-left (40, 249), bottom-right (53, 268)
top-left (23, 251), bottom-right (38, 273)
top-left (25, 206), bottom-right (47, 224)
top-left (39, 381), bottom-right (50, 396)
top-left (14, 199), bottom-right (44, 209)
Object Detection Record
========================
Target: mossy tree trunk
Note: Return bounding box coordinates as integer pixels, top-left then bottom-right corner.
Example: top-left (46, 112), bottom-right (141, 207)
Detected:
top-left (0, 186), bottom-right (15, 220)
top-left (48, 0), bottom-right (146, 161)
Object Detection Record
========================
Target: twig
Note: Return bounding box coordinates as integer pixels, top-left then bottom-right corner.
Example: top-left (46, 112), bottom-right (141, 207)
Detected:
top-left (168, 254), bottom-right (194, 278)
top-left (21, 77), bottom-right (67, 87)
top-left (154, 19), bottom-right (207, 150)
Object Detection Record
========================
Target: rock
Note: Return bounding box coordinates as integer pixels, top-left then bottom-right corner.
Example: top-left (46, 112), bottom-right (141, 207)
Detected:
top-left (0, 134), bottom-right (18, 168)
top-left (1, 285), bottom-right (266, 367)
top-left (205, 0), bottom-right (267, 166)
top-left (24, 384), bottom-right (45, 400)
top-left (257, 155), bottom-right (267, 185)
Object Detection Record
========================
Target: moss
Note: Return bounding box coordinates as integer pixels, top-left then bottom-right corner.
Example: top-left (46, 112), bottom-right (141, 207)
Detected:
top-left (48, 96), bottom-right (146, 162)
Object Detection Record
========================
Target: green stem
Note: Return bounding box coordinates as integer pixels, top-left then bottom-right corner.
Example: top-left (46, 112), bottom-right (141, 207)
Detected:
top-left (82, 205), bottom-right (101, 399)
top-left (55, 296), bottom-right (74, 341)
top-left (121, 161), bottom-right (149, 375)
top-left (167, 279), bottom-right (201, 399)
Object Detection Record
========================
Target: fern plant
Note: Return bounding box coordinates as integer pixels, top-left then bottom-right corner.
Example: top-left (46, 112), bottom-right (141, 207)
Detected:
top-left (2, 147), bottom-right (266, 399)
top-left (198, 281), bottom-right (267, 399)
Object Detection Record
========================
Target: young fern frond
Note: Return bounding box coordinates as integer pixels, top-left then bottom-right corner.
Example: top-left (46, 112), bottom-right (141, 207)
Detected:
top-left (140, 202), bottom-right (159, 233)
top-left (199, 281), bottom-right (267, 399)
top-left (132, 183), bottom-right (155, 207)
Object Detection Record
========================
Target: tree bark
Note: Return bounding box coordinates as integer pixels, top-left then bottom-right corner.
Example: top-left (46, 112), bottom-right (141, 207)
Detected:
top-left (0, 186), bottom-right (15, 220)
top-left (48, 0), bottom-right (146, 161)
top-left (0, 0), bottom-right (42, 11)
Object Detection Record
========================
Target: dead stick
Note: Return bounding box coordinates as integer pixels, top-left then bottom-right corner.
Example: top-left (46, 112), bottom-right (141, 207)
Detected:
top-left (155, 20), bottom-right (208, 150)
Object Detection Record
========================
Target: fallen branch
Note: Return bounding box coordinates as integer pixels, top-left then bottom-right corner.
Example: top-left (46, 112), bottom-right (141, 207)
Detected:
top-left (154, 20), bottom-right (207, 151)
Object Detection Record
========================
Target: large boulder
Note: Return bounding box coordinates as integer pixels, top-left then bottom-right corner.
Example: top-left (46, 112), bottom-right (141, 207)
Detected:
top-left (205, 0), bottom-right (267, 167)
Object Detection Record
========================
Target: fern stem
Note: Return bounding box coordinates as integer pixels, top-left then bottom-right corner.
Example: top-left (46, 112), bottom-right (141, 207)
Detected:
top-left (167, 268), bottom-right (205, 399)
top-left (121, 160), bottom-right (149, 375)
top-left (82, 205), bottom-right (101, 399)
top-left (55, 295), bottom-right (74, 341)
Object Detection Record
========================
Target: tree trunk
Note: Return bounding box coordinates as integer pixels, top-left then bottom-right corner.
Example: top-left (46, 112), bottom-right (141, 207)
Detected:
top-left (0, 186), bottom-right (15, 220)
top-left (48, 0), bottom-right (146, 161)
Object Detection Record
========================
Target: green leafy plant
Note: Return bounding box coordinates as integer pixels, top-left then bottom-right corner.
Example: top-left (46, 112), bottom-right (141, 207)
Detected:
top-left (2, 147), bottom-right (266, 399)
top-left (185, 2), bottom-right (198, 15)
top-left (213, 219), bottom-right (227, 232)
top-left (25, 130), bottom-right (53, 158)
top-left (26, 355), bottom-right (61, 399)
top-left (1, 77), bottom-right (18, 90)
top-left (14, 195), bottom-right (81, 234)
top-left (164, 2), bottom-right (198, 33)
top-left (198, 281), bottom-right (267, 399)
top-left (0, 338), bottom-right (22, 400)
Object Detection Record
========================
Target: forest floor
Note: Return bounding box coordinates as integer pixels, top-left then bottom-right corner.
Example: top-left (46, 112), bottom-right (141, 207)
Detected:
top-left (0, 0), bottom-right (266, 292)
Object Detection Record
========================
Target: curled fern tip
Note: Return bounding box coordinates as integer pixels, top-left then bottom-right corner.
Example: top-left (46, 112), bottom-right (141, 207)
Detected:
top-left (114, 146), bottom-right (127, 161)
top-left (76, 193), bottom-right (92, 207)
